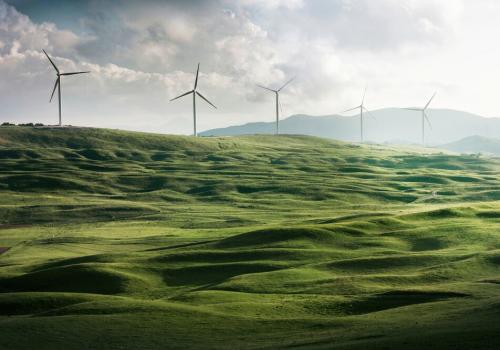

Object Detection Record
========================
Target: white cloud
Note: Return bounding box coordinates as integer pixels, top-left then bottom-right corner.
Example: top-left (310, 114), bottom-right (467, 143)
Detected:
top-left (328, 0), bottom-right (463, 50)
top-left (4, 0), bottom-right (500, 136)
top-left (0, 1), bottom-right (84, 56)
top-left (238, 0), bottom-right (305, 10)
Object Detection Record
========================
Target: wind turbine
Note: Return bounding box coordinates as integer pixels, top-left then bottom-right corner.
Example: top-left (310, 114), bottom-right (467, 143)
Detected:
top-left (257, 77), bottom-right (294, 135)
top-left (404, 92), bottom-right (436, 145)
top-left (341, 88), bottom-right (373, 143)
top-left (170, 63), bottom-right (216, 137)
top-left (43, 49), bottom-right (90, 127)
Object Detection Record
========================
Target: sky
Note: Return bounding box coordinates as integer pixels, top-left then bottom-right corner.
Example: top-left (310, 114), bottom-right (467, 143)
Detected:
top-left (0, 0), bottom-right (499, 134)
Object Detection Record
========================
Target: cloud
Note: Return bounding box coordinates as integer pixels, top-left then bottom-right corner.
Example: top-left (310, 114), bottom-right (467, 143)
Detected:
top-left (266, 0), bottom-right (465, 52)
top-left (0, 1), bottom-right (84, 56)
top-left (238, 0), bottom-right (305, 10)
top-left (6, 0), bottom-right (500, 137)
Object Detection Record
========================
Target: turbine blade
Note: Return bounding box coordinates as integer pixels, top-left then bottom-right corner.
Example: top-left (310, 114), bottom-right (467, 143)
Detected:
top-left (403, 108), bottom-right (422, 111)
top-left (424, 111), bottom-right (432, 129)
top-left (278, 77), bottom-right (294, 92)
top-left (49, 78), bottom-right (60, 103)
top-left (363, 106), bottom-right (376, 120)
top-left (362, 87), bottom-right (367, 105)
top-left (424, 92), bottom-right (437, 110)
top-left (341, 106), bottom-right (361, 114)
top-left (170, 90), bottom-right (193, 101)
top-left (279, 98), bottom-right (283, 116)
top-left (194, 63), bottom-right (200, 90)
top-left (60, 71), bottom-right (91, 76)
top-left (42, 49), bottom-right (59, 73)
top-left (257, 84), bottom-right (276, 93)
top-left (196, 91), bottom-right (217, 109)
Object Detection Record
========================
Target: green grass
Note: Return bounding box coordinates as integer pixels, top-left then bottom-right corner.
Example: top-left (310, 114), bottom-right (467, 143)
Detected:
top-left (1, 126), bottom-right (500, 349)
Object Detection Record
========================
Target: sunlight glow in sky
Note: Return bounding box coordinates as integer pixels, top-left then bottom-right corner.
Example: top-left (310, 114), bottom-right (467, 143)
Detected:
top-left (0, 0), bottom-right (499, 134)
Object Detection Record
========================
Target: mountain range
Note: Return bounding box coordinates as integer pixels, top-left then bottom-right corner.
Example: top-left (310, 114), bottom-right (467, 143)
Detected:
top-left (439, 135), bottom-right (500, 155)
top-left (200, 108), bottom-right (500, 145)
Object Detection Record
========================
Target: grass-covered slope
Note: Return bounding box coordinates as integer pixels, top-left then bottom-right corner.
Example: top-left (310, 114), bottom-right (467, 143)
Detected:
top-left (1, 126), bottom-right (500, 349)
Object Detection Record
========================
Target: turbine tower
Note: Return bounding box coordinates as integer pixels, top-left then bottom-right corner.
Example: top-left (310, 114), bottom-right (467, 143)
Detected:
top-left (404, 92), bottom-right (436, 145)
top-left (341, 88), bottom-right (373, 143)
top-left (170, 63), bottom-right (217, 137)
top-left (43, 50), bottom-right (90, 127)
top-left (257, 77), bottom-right (294, 135)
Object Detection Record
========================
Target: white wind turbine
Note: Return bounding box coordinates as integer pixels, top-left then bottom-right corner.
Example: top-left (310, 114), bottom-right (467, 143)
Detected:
top-left (43, 49), bottom-right (90, 127)
top-left (404, 92), bottom-right (437, 145)
top-left (170, 63), bottom-right (217, 137)
top-left (341, 88), bottom-right (374, 143)
top-left (257, 77), bottom-right (294, 135)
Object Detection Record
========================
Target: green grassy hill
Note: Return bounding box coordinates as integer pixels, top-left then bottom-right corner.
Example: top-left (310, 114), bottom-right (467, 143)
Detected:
top-left (1, 126), bottom-right (500, 349)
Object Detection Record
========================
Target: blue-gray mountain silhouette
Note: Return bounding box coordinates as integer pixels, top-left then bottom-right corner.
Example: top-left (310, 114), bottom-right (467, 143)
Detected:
top-left (440, 135), bottom-right (500, 155)
top-left (200, 108), bottom-right (500, 145)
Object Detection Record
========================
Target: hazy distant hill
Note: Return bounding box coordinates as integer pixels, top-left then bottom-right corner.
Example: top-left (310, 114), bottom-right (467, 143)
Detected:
top-left (439, 135), bottom-right (500, 155)
top-left (200, 108), bottom-right (500, 145)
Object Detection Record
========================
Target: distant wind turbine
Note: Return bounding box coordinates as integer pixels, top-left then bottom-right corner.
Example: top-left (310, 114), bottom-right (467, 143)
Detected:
top-left (257, 77), bottom-right (294, 135)
top-left (404, 92), bottom-right (437, 145)
top-left (43, 49), bottom-right (90, 127)
top-left (341, 88), bottom-right (374, 143)
top-left (170, 63), bottom-right (217, 137)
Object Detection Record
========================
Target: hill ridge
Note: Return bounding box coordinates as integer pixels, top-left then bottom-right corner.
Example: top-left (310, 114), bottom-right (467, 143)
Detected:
top-left (200, 108), bottom-right (500, 145)
top-left (2, 126), bottom-right (500, 349)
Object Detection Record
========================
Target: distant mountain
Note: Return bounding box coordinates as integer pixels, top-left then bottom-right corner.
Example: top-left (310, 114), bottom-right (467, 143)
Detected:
top-left (200, 108), bottom-right (500, 145)
top-left (439, 135), bottom-right (500, 155)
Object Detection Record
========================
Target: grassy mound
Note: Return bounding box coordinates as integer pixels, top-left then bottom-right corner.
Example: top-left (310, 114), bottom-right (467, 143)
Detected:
top-left (1, 127), bottom-right (500, 349)
top-left (215, 227), bottom-right (340, 248)
top-left (0, 264), bottom-right (144, 294)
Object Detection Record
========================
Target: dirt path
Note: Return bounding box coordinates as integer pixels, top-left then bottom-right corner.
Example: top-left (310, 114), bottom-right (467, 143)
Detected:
top-left (412, 190), bottom-right (438, 203)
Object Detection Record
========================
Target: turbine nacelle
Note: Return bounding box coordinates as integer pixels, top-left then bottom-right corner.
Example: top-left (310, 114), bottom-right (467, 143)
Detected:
top-left (340, 88), bottom-right (374, 143)
top-left (257, 77), bottom-right (295, 94)
top-left (43, 49), bottom-right (90, 125)
top-left (402, 92), bottom-right (437, 144)
top-left (170, 63), bottom-right (217, 137)
top-left (256, 77), bottom-right (295, 135)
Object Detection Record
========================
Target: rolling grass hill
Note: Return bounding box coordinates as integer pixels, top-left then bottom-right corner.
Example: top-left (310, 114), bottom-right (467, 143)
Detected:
top-left (1, 126), bottom-right (500, 349)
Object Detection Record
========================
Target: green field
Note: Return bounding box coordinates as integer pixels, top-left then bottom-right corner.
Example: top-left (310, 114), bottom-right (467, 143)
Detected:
top-left (1, 126), bottom-right (500, 349)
